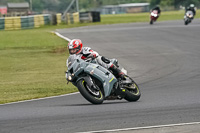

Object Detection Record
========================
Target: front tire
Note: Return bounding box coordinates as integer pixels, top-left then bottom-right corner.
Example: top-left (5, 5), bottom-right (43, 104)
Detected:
top-left (184, 19), bottom-right (189, 25)
top-left (124, 80), bottom-right (141, 102)
top-left (77, 79), bottom-right (104, 104)
top-left (185, 21), bottom-right (188, 25)
top-left (150, 20), bottom-right (153, 25)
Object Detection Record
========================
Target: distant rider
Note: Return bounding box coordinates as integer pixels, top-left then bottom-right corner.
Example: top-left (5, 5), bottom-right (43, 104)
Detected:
top-left (66, 39), bottom-right (125, 79)
top-left (151, 5), bottom-right (161, 16)
top-left (185, 4), bottom-right (196, 16)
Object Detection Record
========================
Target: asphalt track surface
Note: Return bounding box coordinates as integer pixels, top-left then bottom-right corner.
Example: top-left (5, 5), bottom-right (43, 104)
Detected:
top-left (1, 20), bottom-right (200, 133)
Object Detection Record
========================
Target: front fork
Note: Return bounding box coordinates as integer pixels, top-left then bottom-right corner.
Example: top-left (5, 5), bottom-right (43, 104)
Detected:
top-left (113, 80), bottom-right (127, 98)
top-left (77, 75), bottom-right (100, 91)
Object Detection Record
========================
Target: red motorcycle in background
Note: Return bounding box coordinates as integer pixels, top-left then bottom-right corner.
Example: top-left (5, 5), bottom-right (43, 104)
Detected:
top-left (150, 10), bottom-right (159, 25)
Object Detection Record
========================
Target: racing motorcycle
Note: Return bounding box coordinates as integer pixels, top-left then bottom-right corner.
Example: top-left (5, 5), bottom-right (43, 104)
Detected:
top-left (184, 10), bottom-right (194, 25)
top-left (66, 55), bottom-right (141, 104)
top-left (150, 10), bottom-right (159, 25)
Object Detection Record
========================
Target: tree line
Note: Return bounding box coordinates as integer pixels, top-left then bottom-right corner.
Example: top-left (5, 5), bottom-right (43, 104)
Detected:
top-left (0, 0), bottom-right (150, 13)
top-left (0, 0), bottom-right (200, 13)
top-left (151, 0), bottom-right (200, 9)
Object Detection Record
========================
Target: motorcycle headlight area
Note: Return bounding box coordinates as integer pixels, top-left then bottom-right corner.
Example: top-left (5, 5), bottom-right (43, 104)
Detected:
top-left (68, 75), bottom-right (72, 81)
top-left (151, 13), bottom-right (157, 17)
top-left (186, 13), bottom-right (192, 17)
top-left (68, 73), bottom-right (75, 81)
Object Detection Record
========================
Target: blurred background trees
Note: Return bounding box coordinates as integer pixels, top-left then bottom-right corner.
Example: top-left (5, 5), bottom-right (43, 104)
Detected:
top-left (150, 0), bottom-right (200, 9)
top-left (0, 0), bottom-right (200, 13)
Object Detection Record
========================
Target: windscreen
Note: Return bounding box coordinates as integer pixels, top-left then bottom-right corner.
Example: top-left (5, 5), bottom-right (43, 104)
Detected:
top-left (67, 55), bottom-right (77, 68)
top-left (67, 54), bottom-right (83, 68)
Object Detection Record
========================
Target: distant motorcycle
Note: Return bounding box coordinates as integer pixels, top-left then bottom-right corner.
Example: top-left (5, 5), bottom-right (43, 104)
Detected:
top-left (150, 10), bottom-right (159, 25)
top-left (184, 10), bottom-right (194, 25)
top-left (66, 55), bottom-right (141, 104)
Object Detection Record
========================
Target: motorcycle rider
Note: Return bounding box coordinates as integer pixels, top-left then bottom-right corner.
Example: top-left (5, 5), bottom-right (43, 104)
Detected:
top-left (66, 39), bottom-right (125, 79)
top-left (150, 5), bottom-right (161, 16)
top-left (185, 4), bottom-right (196, 17)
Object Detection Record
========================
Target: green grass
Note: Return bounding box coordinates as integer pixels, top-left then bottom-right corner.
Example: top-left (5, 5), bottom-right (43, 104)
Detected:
top-left (0, 10), bottom-right (200, 104)
top-left (0, 29), bottom-right (77, 104)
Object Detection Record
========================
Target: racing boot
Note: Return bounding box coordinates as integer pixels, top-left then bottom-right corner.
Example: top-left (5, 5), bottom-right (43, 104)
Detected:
top-left (109, 64), bottom-right (125, 79)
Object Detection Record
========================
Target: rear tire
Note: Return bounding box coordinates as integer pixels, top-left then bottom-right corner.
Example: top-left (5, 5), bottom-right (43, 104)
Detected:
top-left (77, 79), bottom-right (104, 104)
top-left (124, 80), bottom-right (141, 102)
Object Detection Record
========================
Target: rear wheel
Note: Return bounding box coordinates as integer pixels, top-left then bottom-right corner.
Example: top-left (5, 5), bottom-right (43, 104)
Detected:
top-left (77, 79), bottom-right (104, 104)
top-left (124, 77), bottom-right (141, 102)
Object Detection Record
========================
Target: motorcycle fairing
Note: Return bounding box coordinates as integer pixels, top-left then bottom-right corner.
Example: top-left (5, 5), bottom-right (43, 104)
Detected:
top-left (84, 63), bottom-right (117, 97)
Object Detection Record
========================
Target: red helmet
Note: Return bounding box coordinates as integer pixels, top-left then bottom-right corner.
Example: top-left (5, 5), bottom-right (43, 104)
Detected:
top-left (68, 39), bottom-right (83, 55)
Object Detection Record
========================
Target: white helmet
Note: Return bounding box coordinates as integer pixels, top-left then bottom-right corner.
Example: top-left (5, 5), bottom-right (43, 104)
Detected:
top-left (190, 4), bottom-right (195, 8)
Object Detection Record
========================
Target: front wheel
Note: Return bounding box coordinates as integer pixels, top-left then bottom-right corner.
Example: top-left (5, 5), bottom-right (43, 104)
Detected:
top-left (150, 20), bottom-right (153, 25)
top-left (77, 79), bottom-right (104, 104)
top-left (185, 21), bottom-right (188, 25)
top-left (124, 79), bottom-right (141, 102)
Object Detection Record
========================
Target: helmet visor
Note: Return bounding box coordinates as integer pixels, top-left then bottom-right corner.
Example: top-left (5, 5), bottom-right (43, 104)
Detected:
top-left (69, 48), bottom-right (78, 54)
top-left (69, 45), bottom-right (81, 55)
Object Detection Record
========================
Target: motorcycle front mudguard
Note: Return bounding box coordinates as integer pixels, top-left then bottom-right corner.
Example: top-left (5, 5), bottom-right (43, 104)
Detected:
top-left (76, 75), bottom-right (96, 89)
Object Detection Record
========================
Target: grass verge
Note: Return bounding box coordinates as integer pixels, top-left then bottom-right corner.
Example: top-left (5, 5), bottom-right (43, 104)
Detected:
top-left (0, 29), bottom-right (76, 104)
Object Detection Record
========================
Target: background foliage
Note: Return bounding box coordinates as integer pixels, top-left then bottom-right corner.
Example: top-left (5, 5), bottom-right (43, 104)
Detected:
top-left (1, 0), bottom-right (200, 12)
top-left (150, 0), bottom-right (200, 9)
